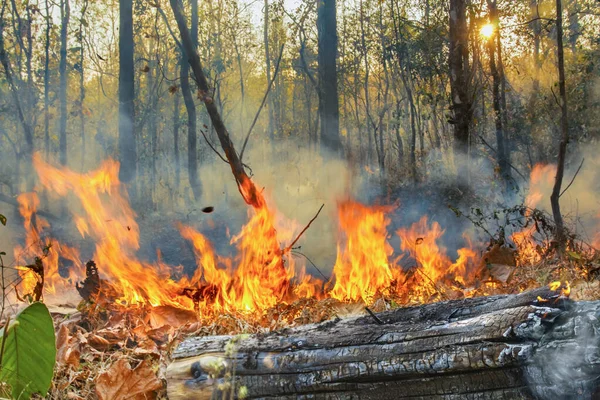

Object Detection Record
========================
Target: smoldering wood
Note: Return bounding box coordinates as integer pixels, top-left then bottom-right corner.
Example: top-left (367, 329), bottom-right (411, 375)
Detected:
top-left (166, 287), bottom-right (600, 399)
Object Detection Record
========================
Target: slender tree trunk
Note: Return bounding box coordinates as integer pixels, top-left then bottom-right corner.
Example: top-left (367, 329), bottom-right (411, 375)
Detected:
top-left (59, 0), bottom-right (70, 166)
top-left (317, 0), bottom-right (342, 154)
top-left (44, 0), bottom-right (51, 161)
top-left (360, 0), bottom-right (374, 166)
top-left (148, 10), bottom-right (159, 200)
top-left (173, 62), bottom-right (181, 189)
top-left (79, 0), bottom-right (88, 170)
top-left (0, 4), bottom-right (33, 190)
top-left (487, 1), bottom-right (511, 190)
top-left (394, 100), bottom-right (404, 167)
top-left (264, 0), bottom-right (274, 142)
top-left (179, 0), bottom-right (201, 200)
top-left (550, 0), bottom-right (569, 247)
top-left (448, 0), bottom-right (471, 167)
top-left (567, 0), bottom-right (580, 52)
top-left (118, 0), bottom-right (137, 184)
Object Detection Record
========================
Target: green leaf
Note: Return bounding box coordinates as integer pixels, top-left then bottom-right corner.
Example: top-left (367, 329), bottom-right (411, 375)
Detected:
top-left (567, 251), bottom-right (582, 260)
top-left (0, 214), bottom-right (5, 226)
top-left (0, 302), bottom-right (56, 399)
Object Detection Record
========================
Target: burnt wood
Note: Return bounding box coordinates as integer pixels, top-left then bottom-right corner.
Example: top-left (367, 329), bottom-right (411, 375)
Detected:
top-left (166, 287), bottom-right (600, 399)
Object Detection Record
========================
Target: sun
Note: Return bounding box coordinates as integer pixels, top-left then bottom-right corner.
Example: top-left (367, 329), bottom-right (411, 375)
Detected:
top-left (480, 23), bottom-right (494, 39)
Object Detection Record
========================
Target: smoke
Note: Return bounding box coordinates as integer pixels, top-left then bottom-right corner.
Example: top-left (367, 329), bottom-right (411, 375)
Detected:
top-left (192, 139), bottom-right (367, 276)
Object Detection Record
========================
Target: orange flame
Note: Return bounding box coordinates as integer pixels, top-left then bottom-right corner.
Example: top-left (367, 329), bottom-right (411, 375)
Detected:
top-left (329, 200), bottom-right (402, 303)
top-left (12, 154), bottom-right (492, 314)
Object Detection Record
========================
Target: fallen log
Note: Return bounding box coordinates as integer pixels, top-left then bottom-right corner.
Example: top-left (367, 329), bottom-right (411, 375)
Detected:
top-left (167, 287), bottom-right (600, 399)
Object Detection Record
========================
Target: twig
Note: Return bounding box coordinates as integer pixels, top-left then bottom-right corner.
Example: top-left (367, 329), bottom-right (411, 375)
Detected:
top-left (283, 204), bottom-right (325, 254)
top-left (364, 307), bottom-right (384, 325)
top-left (239, 44), bottom-right (285, 161)
top-left (200, 129), bottom-right (229, 164)
top-left (290, 250), bottom-right (329, 282)
top-left (560, 158), bottom-right (584, 197)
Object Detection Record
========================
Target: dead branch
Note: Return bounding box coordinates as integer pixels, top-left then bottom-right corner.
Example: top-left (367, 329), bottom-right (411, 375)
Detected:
top-left (560, 157), bottom-right (584, 197)
top-left (167, 0), bottom-right (264, 210)
top-left (283, 204), bottom-right (325, 254)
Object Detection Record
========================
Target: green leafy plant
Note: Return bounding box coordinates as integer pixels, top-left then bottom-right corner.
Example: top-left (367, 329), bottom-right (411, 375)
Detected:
top-left (0, 302), bottom-right (56, 399)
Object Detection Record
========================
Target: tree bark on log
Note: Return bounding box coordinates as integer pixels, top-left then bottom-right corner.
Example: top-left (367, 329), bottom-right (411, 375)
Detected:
top-left (166, 287), bottom-right (600, 399)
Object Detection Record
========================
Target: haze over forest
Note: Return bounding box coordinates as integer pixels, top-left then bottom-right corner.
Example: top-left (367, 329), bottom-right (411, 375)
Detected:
top-left (1, 0), bottom-right (600, 261)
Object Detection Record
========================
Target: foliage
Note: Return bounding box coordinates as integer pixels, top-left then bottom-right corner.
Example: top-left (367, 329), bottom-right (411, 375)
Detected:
top-left (0, 302), bottom-right (56, 399)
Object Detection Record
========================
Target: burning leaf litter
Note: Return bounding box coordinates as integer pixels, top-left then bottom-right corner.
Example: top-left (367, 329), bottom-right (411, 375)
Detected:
top-left (3, 156), bottom-right (599, 399)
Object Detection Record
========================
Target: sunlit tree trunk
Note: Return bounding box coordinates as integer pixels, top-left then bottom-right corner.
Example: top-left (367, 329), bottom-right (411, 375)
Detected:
top-left (317, 0), bottom-right (342, 154)
top-left (118, 0), bottom-right (137, 184)
top-left (448, 0), bottom-right (471, 170)
top-left (550, 0), bottom-right (569, 248)
top-left (487, 0), bottom-right (511, 190)
top-left (59, 0), bottom-right (70, 166)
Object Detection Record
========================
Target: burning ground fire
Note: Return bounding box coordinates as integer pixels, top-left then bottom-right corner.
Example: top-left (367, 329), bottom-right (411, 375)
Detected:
top-left (10, 154), bottom-right (597, 316)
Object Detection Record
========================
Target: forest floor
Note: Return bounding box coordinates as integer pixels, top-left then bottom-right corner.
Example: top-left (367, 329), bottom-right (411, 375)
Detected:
top-left (43, 246), bottom-right (600, 400)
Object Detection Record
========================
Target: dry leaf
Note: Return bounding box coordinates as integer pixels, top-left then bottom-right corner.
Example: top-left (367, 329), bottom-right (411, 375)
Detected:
top-left (146, 305), bottom-right (197, 329)
top-left (56, 324), bottom-right (81, 368)
top-left (87, 334), bottom-right (112, 351)
top-left (96, 359), bottom-right (162, 400)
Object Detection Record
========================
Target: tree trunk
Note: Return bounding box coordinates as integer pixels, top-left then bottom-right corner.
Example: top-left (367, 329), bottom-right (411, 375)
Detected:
top-left (264, 0), bottom-right (274, 142)
top-left (148, 10), bottom-right (159, 201)
top-left (487, 1), bottom-right (511, 190)
top-left (0, 4), bottom-right (33, 189)
top-left (317, 0), bottom-right (342, 155)
top-left (166, 287), bottom-right (600, 399)
top-left (448, 0), bottom-right (471, 163)
top-left (179, 0), bottom-right (201, 200)
top-left (173, 61), bottom-right (181, 189)
top-left (44, 0), bottom-right (51, 161)
top-left (79, 0), bottom-right (88, 170)
top-left (118, 0), bottom-right (137, 184)
top-left (59, 0), bottom-right (70, 166)
top-left (550, 0), bottom-right (569, 247)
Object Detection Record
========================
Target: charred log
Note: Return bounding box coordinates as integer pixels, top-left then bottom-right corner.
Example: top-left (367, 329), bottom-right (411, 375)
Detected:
top-left (167, 287), bottom-right (600, 399)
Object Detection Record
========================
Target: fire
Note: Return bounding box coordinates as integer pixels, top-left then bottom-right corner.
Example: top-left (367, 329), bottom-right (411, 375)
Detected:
top-left (12, 155), bottom-right (489, 315)
top-left (397, 217), bottom-right (479, 301)
top-left (511, 164), bottom-right (556, 265)
top-left (330, 201), bottom-right (402, 303)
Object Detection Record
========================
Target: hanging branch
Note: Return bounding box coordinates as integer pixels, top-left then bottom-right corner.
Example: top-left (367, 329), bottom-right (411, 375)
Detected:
top-left (168, 0), bottom-right (265, 209)
top-left (239, 43), bottom-right (285, 162)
